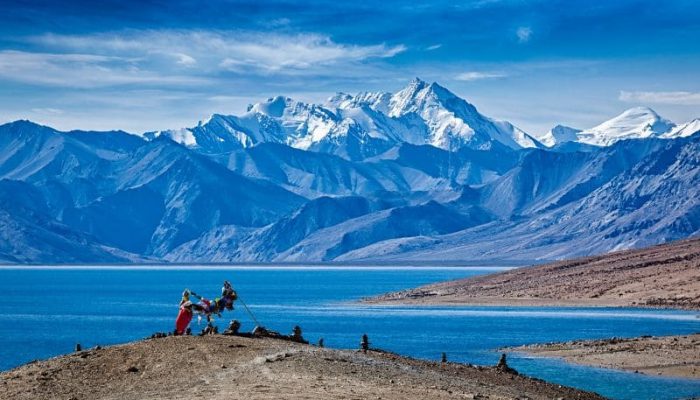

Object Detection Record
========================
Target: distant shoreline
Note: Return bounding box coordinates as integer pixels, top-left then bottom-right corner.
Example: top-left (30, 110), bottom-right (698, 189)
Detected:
top-left (508, 334), bottom-right (700, 379)
top-left (0, 259), bottom-right (532, 268)
top-left (0, 264), bottom-right (518, 271)
top-left (365, 297), bottom-right (700, 310)
top-left (366, 238), bottom-right (700, 311)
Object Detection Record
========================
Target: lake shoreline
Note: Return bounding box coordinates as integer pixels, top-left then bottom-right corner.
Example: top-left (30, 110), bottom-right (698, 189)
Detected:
top-left (366, 238), bottom-right (700, 311)
top-left (363, 296), bottom-right (700, 311)
top-left (507, 334), bottom-right (700, 379)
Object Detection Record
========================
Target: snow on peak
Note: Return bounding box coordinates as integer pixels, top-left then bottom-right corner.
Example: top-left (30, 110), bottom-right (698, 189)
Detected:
top-left (250, 96), bottom-right (290, 117)
top-left (540, 125), bottom-right (582, 147)
top-left (387, 78), bottom-right (448, 117)
top-left (146, 128), bottom-right (198, 147)
top-left (663, 118), bottom-right (700, 139)
top-left (161, 78), bottom-right (544, 155)
top-left (326, 91), bottom-right (392, 114)
top-left (326, 92), bottom-right (353, 108)
top-left (168, 128), bottom-right (197, 146)
top-left (576, 107), bottom-right (675, 146)
top-left (385, 78), bottom-right (540, 150)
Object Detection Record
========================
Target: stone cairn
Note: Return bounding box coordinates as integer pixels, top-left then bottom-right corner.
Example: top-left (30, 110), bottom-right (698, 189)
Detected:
top-left (223, 320), bottom-right (241, 335)
top-left (200, 324), bottom-right (218, 336)
top-left (360, 334), bottom-right (370, 352)
top-left (495, 353), bottom-right (518, 375)
top-left (291, 326), bottom-right (305, 343)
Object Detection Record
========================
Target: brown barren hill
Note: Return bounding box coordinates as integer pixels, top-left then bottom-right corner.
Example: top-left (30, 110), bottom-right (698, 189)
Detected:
top-left (368, 237), bottom-right (700, 309)
top-left (0, 335), bottom-right (605, 400)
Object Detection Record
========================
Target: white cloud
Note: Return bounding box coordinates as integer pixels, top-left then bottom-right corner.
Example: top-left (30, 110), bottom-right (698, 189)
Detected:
top-left (619, 90), bottom-right (700, 106)
top-left (0, 50), bottom-right (208, 88)
top-left (426, 44), bottom-right (442, 51)
top-left (0, 30), bottom-right (406, 90)
top-left (263, 18), bottom-right (292, 28)
top-left (516, 26), bottom-right (532, 43)
top-left (174, 53), bottom-right (197, 66)
top-left (30, 107), bottom-right (64, 115)
top-left (455, 71), bottom-right (507, 81)
top-left (30, 30), bottom-right (406, 74)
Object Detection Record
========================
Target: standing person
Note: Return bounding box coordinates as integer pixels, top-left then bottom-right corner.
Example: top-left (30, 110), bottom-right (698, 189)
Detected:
top-left (174, 289), bottom-right (194, 335)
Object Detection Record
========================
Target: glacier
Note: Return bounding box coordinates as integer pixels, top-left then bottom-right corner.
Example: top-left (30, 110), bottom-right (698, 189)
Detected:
top-left (0, 78), bottom-right (699, 264)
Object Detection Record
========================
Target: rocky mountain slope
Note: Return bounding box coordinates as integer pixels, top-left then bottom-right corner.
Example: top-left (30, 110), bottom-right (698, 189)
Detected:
top-left (0, 78), bottom-right (699, 263)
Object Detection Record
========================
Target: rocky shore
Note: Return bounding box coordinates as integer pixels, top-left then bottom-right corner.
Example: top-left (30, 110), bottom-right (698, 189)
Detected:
top-left (367, 238), bottom-right (700, 310)
top-left (0, 334), bottom-right (605, 400)
top-left (509, 334), bottom-right (700, 379)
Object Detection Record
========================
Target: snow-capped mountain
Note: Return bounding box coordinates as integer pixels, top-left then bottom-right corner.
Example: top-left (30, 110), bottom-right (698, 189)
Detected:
top-left (540, 108), bottom-right (700, 148)
top-left (664, 118), bottom-right (700, 138)
top-left (576, 107), bottom-right (675, 146)
top-left (151, 78), bottom-right (541, 160)
top-left (1, 79), bottom-right (700, 264)
top-left (382, 78), bottom-right (542, 150)
top-left (540, 125), bottom-right (582, 147)
top-left (328, 78), bottom-right (542, 150)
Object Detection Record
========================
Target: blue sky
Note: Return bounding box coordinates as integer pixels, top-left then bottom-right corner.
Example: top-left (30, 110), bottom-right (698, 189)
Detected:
top-left (1, 0), bottom-right (699, 136)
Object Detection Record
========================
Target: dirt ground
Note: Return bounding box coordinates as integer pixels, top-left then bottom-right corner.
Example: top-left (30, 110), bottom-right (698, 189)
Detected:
top-left (510, 334), bottom-right (700, 379)
top-left (0, 334), bottom-right (605, 400)
top-left (368, 238), bottom-right (700, 310)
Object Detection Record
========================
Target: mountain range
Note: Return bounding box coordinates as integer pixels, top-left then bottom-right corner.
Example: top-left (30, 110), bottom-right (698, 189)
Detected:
top-left (1, 78), bottom-right (698, 264)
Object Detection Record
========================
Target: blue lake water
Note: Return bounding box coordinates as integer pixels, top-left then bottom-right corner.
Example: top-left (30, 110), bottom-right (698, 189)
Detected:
top-left (1, 266), bottom-right (699, 400)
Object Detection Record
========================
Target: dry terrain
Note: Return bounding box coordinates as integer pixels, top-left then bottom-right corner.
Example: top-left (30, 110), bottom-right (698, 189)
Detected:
top-left (368, 238), bottom-right (700, 309)
top-left (510, 334), bottom-right (700, 379)
top-left (0, 334), bottom-right (605, 400)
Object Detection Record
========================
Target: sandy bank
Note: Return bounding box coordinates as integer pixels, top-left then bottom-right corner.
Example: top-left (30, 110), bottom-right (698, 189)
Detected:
top-left (509, 334), bottom-right (700, 379)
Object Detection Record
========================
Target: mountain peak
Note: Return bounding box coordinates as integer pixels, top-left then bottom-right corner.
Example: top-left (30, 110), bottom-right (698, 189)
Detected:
top-left (575, 107), bottom-right (675, 146)
top-left (400, 78), bottom-right (450, 97)
top-left (663, 118), bottom-right (700, 139)
top-left (408, 77), bottom-right (428, 87)
top-left (385, 78), bottom-right (539, 150)
top-left (201, 113), bottom-right (226, 126)
top-left (3, 119), bottom-right (46, 129)
top-left (326, 92), bottom-right (353, 107)
top-left (539, 125), bottom-right (582, 147)
top-left (618, 106), bottom-right (661, 119)
top-left (389, 78), bottom-right (454, 117)
top-left (250, 95), bottom-right (293, 118)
